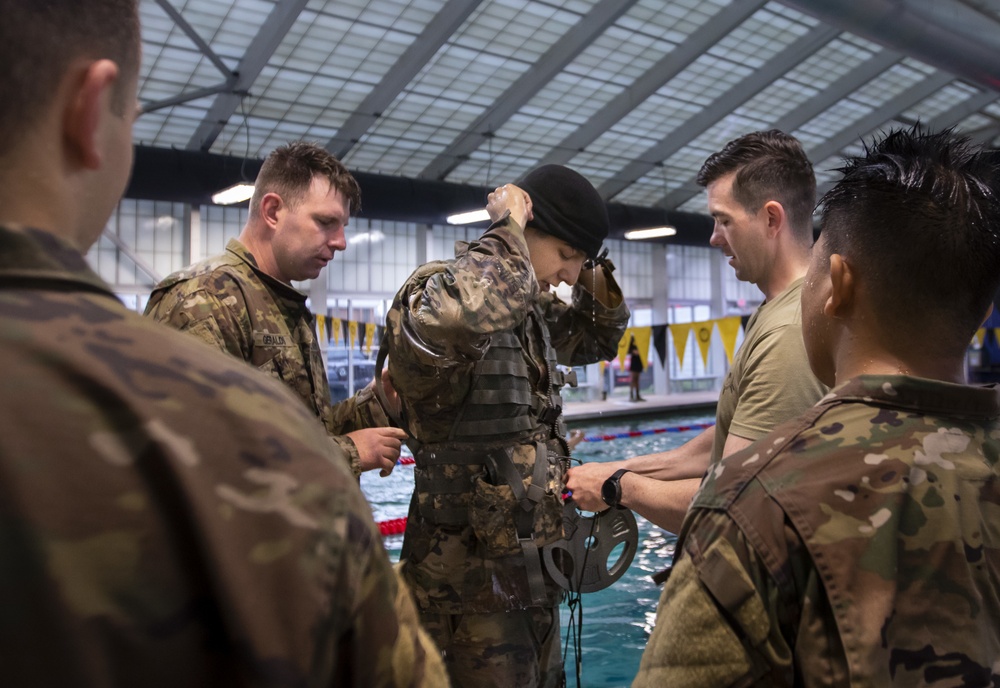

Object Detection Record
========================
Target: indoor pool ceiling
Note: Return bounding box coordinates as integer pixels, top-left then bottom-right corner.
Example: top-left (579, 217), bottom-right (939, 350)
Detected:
top-left (131, 0), bottom-right (1000, 243)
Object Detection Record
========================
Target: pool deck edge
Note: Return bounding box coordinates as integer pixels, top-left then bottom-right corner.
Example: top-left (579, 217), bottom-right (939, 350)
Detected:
top-left (563, 391), bottom-right (719, 423)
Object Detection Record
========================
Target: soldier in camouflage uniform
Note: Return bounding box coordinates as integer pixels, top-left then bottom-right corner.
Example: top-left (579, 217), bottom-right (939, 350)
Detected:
top-left (633, 128), bottom-right (1000, 686)
top-left (384, 167), bottom-right (630, 687)
top-left (0, 2), bottom-right (447, 685)
top-left (145, 142), bottom-right (406, 478)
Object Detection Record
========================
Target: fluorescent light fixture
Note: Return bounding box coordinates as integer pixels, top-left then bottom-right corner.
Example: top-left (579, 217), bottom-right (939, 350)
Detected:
top-left (446, 209), bottom-right (490, 225)
top-left (624, 226), bottom-right (677, 240)
top-left (211, 183), bottom-right (255, 205)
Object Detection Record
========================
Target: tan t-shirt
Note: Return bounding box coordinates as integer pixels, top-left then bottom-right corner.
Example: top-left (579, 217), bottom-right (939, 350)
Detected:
top-left (711, 277), bottom-right (827, 466)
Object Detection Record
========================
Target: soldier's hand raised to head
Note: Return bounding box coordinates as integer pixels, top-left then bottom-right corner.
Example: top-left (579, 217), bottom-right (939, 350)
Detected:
top-left (486, 183), bottom-right (533, 229)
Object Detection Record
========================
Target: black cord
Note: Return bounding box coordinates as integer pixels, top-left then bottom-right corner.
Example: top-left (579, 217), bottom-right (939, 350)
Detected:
top-left (562, 497), bottom-right (598, 688)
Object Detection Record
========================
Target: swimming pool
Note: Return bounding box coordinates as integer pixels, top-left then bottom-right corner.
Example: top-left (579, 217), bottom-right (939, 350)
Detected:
top-left (359, 408), bottom-right (716, 688)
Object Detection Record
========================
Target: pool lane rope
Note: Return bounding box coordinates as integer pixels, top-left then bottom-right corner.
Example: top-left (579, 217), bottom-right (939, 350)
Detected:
top-left (375, 421), bottom-right (715, 536)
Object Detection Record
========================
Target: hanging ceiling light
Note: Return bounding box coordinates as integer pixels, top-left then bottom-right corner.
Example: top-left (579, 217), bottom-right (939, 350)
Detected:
top-left (446, 209), bottom-right (490, 225)
top-left (624, 226), bottom-right (677, 240)
top-left (211, 183), bottom-right (255, 205)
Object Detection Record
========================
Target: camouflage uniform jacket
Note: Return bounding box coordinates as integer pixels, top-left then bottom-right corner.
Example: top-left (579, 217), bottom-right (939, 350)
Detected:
top-left (0, 224), bottom-right (448, 687)
top-left (385, 216), bottom-right (630, 614)
top-left (634, 375), bottom-right (1000, 687)
top-left (145, 238), bottom-right (374, 475)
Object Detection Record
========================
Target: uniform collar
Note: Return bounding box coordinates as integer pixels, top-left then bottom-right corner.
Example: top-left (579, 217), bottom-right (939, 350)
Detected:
top-left (825, 374), bottom-right (1000, 421)
top-left (0, 224), bottom-right (116, 298)
top-left (224, 238), bottom-right (307, 303)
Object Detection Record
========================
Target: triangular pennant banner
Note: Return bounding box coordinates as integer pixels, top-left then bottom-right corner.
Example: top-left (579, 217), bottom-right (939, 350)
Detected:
top-left (331, 317), bottom-right (342, 346)
top-left (348, 321), bottom-right (358, 349)
top-left (669, 323), bottom-right (693, 369)
top-left (695, 320), bottom-right (715, 367)
top-left (716, 316), bottom-right (742, 364)
top-left (973, 328), bottom-right (985, 347)
top-left (617, 327), bottom-right (634, 369)
top-left (994, 328), bottom-right (1000, 346)
top-left (652, 325), bottom-right (667, 368)
top-left (364, 323), bottom-right (377, 356)
top-left (315, 314), bottom-right (326, 345)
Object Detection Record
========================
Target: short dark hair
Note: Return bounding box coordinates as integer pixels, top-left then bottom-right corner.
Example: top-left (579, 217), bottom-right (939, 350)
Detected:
top-left (697, 130), bottom-right (816, 242)
top-left (250, 142), bottom-right (362, 218)
top-left (819, 126), bottom-right (1000, 352)
top-left (0, 0), bottom-right (140, 156)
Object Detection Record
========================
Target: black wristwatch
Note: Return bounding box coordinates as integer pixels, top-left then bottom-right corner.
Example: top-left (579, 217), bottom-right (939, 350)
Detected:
top-left (601, 468), bottom-right (631, 508)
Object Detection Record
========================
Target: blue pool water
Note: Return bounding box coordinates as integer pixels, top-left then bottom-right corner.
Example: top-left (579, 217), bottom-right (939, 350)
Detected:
top-left (359, 409), bottom-right (715, 688)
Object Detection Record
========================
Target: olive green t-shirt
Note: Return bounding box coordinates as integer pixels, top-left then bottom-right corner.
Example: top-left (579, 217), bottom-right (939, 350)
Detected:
top-left (711, 277), bottom-right (827, 466)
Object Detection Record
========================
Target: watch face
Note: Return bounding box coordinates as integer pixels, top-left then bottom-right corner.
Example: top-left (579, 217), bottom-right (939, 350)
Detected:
top-left (601, 477), bottom-right (618, 507)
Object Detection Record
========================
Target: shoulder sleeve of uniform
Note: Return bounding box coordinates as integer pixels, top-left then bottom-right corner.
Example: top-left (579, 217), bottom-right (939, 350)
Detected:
top-left (729, 323), bottom-right (826, 440)
top-left (391, 217), bottom-right (536, 365)
top-left (634, 509), bottom-right (796, 687)
top-left (146, 276), bottom-right (250, 360)
top-left (337, 513), bottom-right (448, 686)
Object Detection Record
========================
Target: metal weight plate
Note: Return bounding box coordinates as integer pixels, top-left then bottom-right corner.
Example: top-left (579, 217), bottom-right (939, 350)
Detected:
top-left (542, 500), bottom-right (639, 593)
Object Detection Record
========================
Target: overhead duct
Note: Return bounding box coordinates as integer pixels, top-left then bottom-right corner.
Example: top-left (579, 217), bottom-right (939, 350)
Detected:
top-left (778, 0), bottom-right (1000, 93)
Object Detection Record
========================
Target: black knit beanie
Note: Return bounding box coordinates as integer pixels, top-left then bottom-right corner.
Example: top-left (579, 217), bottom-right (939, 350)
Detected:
top-left (516, 164), bottom-right (609, 259)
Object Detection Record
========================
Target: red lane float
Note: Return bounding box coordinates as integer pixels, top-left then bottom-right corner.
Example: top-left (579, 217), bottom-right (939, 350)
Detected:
top-left (377, 517), bottom-right (408, 536)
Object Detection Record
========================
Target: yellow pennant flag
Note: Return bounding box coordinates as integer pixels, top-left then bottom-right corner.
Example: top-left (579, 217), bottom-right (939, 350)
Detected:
top-left (348, 321), bottom-right (358, 349)
top-left (315, 314), bottom-right (326, 345)
top-left (669, 323), bottom-right (693, 368)
top-left (364, 323), bottom-right (376, 356)
top-left (631, 326), bottom-right (652, 369)
top-left (972, 328), bottom-right (985, 347)
top-left (715, 316), bottom-right (742, 364)
top-left (695, 320), bottom-right (715, 367)
top-left (617, 327), bottom-right (634, 369)
top-left (331, 317), bottom-right (342, 346)
top-left (995, 328), bottom-right (1000, 346)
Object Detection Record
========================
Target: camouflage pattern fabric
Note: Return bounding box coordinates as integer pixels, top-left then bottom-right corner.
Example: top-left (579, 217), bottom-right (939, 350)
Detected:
top-left (145, 238), bottom-right (364, 475)
top-left (420, 607), bottom-right (563, 688)
top-left (0, 225), bottom-right (448, 688)
top-left (634, 375), bottom-right (1000, 687)
top-left (384, 216), bottom-right (629, 686)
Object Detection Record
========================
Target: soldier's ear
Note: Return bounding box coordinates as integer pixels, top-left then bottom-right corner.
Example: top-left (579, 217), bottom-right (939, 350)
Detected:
top-left (824, 253), bottom-right (854, 318)
top-left (63, 59), bottom-right (120, 170)
top-left (258, 192), bottom-right (283, 230)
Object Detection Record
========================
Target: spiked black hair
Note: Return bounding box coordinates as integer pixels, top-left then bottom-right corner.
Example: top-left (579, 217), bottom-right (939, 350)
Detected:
top-left (819, 126), bottom-right (1000, 351)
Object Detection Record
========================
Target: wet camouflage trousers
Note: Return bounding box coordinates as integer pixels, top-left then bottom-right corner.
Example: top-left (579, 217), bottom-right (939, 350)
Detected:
top-left (420, 606), bottom-right (563, 688)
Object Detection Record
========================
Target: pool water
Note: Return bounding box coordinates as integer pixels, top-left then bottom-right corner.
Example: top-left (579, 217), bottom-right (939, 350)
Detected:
top-left (359, 409), bottom-right (715, 688)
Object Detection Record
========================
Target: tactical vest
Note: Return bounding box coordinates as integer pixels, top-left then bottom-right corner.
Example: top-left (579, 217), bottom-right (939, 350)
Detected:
top-left (400, 309), bottom-right (575, 604)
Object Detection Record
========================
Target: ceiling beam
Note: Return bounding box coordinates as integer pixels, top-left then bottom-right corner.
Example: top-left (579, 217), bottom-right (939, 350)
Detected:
top-left (660, 48), bottom-right (902, 209)
top-left (810, 71), bottom-right (955, 199)
top-left (186, 0), bottom-right (310, 152)
top-left (778, 0), bottom-right (1000, 93)
top-left (418, 0), bottom-right (638, 181)
top-left (927, 90), bottom-right (1000, 131)
top-left (153, 0), bottom-right (232, 78)
top-left (539, 0), bottom-right (766, 168)
top-left (328, 0), bottom-right (484, 159)
top-left (598, 23), bottom-right (840, 200)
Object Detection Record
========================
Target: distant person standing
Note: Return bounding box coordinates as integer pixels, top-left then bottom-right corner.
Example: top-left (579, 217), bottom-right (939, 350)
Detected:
top-left (146, 142), bottom-right (406, 477)
top-left (628, 340), bottom-right (645, 401)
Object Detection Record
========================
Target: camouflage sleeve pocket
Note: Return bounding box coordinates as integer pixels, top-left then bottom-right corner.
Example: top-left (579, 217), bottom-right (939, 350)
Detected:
top-left (468, 475), bottom-right (564, 558)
